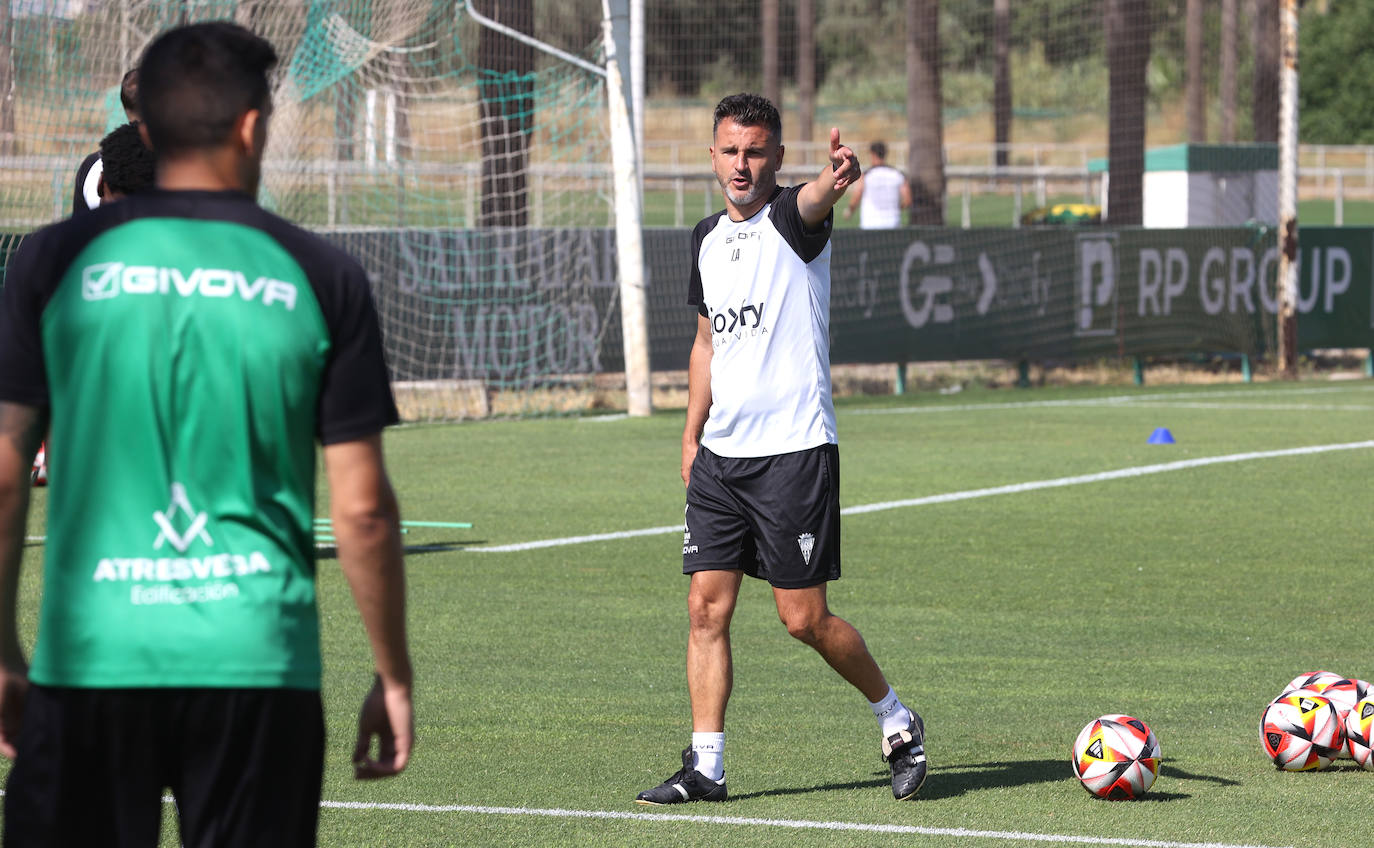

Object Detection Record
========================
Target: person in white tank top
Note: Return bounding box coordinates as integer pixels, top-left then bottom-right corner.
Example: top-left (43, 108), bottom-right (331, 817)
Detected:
top-left (843, 140), bottom-right (912, 229)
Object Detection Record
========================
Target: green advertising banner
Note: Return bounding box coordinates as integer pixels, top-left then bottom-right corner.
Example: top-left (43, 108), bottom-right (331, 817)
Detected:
top-left (3, 226), bottom-right (1371, 381)
top-left (645, 226), bottom-right (1374, 372)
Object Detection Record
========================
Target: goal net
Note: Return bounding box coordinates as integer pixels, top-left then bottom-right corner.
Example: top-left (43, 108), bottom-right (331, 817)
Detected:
top-left (2, 1), bottom-right (1331, 408)
top-left (0, 0), bottom-right (622, 419)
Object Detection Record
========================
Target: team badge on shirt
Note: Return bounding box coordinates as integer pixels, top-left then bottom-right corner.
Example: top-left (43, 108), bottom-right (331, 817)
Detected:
top-left (153, 482), bottom-right (213, 553)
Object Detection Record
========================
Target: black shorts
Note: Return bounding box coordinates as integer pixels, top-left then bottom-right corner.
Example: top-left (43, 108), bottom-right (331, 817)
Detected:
top-left (4, 685), bottom-right (325, 848)
top-left (683, 443), bottom-right (841, 589)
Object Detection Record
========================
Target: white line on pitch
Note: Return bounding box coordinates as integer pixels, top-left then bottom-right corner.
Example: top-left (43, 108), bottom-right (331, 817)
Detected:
top-left (470, 523), bottom-right (683, 552)
top-left (20, 537), bottom-right (467, 550)
top-left (0, 790), bottom-right (1291, 848)
top-left (318, 800), bottom-right (1291, 848)
top-left (846, 384), bottom-right (1373, 416)
top-left (842, 440), bottom-right (1374, 515)
top-left (1114, 402), bottom-right (1372, 412)
top-left (467, 440), bottom-right (1374, 552)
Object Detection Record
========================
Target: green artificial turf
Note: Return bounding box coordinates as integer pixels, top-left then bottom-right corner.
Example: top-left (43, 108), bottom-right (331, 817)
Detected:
top-left (5, 380), bottom-right (1373, 846)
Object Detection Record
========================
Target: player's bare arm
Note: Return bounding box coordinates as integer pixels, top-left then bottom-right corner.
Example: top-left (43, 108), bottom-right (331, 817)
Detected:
top-left (682, 313), bottom-right (713, 486)
top-left (843, 176), bottom-right (864, 218)
top-left (799, 127), bottom-right (860, 229)
top-left (325, 434), bottom-right (414, 779)
top-left (0, 401), bottom-right (45, 759)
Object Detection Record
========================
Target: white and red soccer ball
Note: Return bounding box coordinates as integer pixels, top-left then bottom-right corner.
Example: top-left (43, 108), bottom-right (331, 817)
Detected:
top-left (1279, 670), bottom-right (1344, 696)
top-left (1319, 677), bottom-right (1371, 720)
top-left (1071, 714), bottom-right (1161, 800)
top-left (1271, 672), bottom-right (1370, 762)
top-left (30, 441), bottom-right (46, 486)
top-left (1342, 697), bottom-right (1374, 770)
top-left (1260, 691), bottom-right (1344, 771)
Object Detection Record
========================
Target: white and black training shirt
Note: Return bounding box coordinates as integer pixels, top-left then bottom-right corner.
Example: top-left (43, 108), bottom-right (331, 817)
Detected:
top-left (688, 184), bottom-right (837, 459)
top-left (858, 164), bottom-right (906, 229)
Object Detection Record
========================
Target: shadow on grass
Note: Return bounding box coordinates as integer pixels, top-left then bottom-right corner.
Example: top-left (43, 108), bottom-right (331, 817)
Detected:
top-left (1160, 762), bottom-right (1239, 786)
top-left (917, 759), bottom-right (1069, 800)
top-left (314, 538), bottom-right (478, 560)
top-left (733, 758), bottom-right (1225, 801)
top-left (731, 759), bottom-right (1061, 801)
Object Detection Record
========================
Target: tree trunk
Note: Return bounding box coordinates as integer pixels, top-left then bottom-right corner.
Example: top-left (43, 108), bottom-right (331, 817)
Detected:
top-left (387, 51), bottom-right (412, 161)
top-left (1186, 0), bottom-right (1206, 142)
top-left (906, 0), bottom-right (944, 226)
top-left (234, 0), bottom-right (259, 28)
top-left (763, 0), bottom-right (780, 112)
top-left (1220, 0), bottom-right (1237, 142)
top-left (476, 0), bottom-right (534, 227)
top-left (1105, 0), bottom-right (1150, 225)
top-left (335, 85), bottom-right (356, 161)
top-left (797, 0), bottom-right (814, 147)
top-left (1252, 0), bottom-right (1279, 142)
top-left (0, 0), bottom-right (13, 156)
top-left (993, 0), bottom-right (1011, 167)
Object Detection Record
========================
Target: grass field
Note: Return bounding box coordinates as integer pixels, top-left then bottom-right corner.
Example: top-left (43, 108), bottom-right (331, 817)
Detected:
top-left (5, 379), bottom-right (1374, 846)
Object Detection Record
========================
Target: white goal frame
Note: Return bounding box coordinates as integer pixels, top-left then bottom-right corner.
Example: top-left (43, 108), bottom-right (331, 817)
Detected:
top-left (466, 0), bottom-right (652, 417)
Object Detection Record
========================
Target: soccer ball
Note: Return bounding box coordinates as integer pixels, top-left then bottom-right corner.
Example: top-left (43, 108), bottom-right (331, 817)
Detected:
top-left (1279, 671), bottom-right (1343, 699)
top-left (1319, 678), bottom-right (1371, 758)
top-left (30, 441), bottom-right (46, 486)
top-left (1343, 697), bottom-right (1374, 770)
top-left (1071, 714), bottom-right (1161, 800)
top-left (1318, 677), bottom-right (1370, 717)
top-left (1260, 693), bottom-right (1344, 771)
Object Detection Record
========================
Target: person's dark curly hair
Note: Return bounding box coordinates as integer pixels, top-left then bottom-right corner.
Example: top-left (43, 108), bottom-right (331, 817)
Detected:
top-left (99, 122), bottom-right (155, 197)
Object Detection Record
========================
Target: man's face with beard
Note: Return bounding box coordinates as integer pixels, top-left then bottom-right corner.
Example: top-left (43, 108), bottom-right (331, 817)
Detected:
top-left (710, 117), bottom-right (784, 221)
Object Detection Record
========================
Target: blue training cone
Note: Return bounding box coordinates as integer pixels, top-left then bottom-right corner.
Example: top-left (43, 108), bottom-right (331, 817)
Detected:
top-left (1147, 427), bottom-right (1176, 444)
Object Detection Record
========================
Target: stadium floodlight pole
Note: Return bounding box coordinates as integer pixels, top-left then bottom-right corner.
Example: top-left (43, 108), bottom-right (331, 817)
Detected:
top-left (603, 0), bottom-right (652, 417)
top-left (1276, 0), bottom-right (1300, 378)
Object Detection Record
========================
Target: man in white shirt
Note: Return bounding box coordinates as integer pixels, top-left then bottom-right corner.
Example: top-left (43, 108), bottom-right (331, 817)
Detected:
top-left (843, 140), bottom-right (912, 229)
top-left (634, 94), bottom-right (926, 807)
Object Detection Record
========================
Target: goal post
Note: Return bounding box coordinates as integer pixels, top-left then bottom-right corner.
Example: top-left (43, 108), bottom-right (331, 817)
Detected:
top-left (465, 0), bottom-right (650, 417)
top-left (601, 0), bottom-right (652, 417)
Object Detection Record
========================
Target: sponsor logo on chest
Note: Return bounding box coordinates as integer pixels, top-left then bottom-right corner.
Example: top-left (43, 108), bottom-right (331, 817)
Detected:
top-left (81, 262), bottom-right (297, 310)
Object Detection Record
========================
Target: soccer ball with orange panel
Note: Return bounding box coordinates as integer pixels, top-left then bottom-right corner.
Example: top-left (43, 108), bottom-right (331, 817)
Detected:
top-left (1070, 714), bottom-right (1161, 800)
top-left (1260, 692), bottom-right (1344, 771)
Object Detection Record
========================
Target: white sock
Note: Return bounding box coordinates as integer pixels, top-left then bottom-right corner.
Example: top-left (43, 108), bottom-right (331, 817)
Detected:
top-left (691, 731), bottom-right (725, 782)
top-left (869, 686), bottom-right (914, 738)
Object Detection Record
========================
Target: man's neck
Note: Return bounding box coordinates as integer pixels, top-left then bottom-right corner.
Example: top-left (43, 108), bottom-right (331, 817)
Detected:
top-left (155, 152), bottom-right (250, 193)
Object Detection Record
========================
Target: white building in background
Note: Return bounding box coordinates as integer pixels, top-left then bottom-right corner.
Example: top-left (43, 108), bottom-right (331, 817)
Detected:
top-left (1091, 144), bottom-right (1279, 228)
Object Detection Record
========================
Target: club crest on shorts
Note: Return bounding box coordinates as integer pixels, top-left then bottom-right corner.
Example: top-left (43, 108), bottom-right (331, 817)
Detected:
top-left (682, 505), bottom-right (698, 555)
top-left (797, 532), bottom-right (815, 565)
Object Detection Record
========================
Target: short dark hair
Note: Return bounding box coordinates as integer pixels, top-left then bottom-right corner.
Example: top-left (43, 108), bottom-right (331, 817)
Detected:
top-left (137, 22), bottom-right (277, 156)
top-left (713, 93), bottom-right (781, 142)
top-left (99, 122), bottom-right (155, 196)
top-left (870, 141), bottom-right (888, 160)
top-left (120, 67), bottom-right (139, 116)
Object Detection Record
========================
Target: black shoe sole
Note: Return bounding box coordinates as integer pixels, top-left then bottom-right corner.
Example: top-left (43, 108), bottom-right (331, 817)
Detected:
top-left (894, 771), bottom-right (926, 801)
top-left (632, 794), bottom-right (727, 806)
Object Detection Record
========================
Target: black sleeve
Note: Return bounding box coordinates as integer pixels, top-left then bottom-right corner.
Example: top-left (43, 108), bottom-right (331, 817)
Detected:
top-left (314, 257), bottom-right (400, 445)
top-left (0, 230), bottom-right (52, 406)
top-left (259, 219), bottom-right (400, 444)
top-left (686, 214), bottom-right (717, 318)
top-left (768, 184), bottom-right (831, 263)
top-left (72, 152), bottom-right (101, 215)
